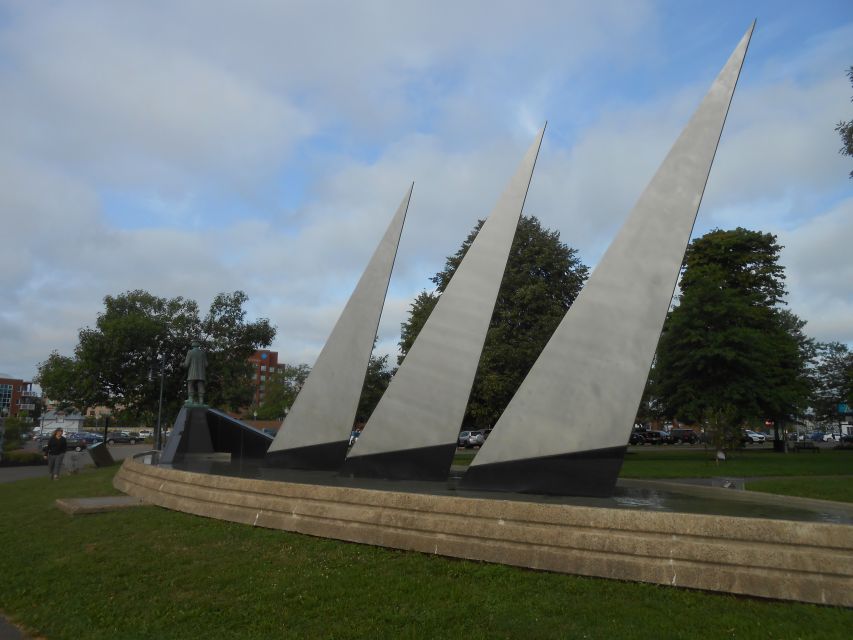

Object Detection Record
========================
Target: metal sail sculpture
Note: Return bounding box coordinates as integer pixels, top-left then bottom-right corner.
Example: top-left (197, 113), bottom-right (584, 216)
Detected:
top-left (463, 24), bottom-right (754, 497)
top-left (341, 126), bottom-right (546, 481)
top-left (266, 185), bottom-right (413, 469)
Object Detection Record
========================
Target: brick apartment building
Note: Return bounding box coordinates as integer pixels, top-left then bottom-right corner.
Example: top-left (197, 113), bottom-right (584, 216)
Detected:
top-left (0, 373), bottom-right (38, 417)
top-left (247, 350), bottom-right (284, 406)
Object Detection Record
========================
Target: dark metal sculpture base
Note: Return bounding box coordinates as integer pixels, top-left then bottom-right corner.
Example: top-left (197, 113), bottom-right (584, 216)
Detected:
top-left (266, 440), bottom-right (351, 471)
top-left (339, 443), bottom-right (458, 482)
top-left (460, 446), bottom-right (627, 497)
top-left (160, 407), bottom-right (272, 465)
top-left (87, 441), bottom-right (115, 467)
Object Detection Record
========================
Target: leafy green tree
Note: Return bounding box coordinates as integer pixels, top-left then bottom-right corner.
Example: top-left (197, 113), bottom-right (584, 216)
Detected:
top-left (36, 290), bottom-right (274, 425)
top-left (255, 363), bottom-right (311, 420)
top-left (202, 292), bottom-right (277, 410)
top-left (356, 354), bottom-right (393, 423)
top-left (1, 417), bottom-right (28, 451)
top-left (34, 352), bottom-right (86, 412)
top-left (654, 228), bottom-right (813, 449)
top-left (810, 341), bottom-right (853, 426)
top-left (399, 215), bottom-right (588, 428)
top-left (836, 66), bottom-right (853, 179)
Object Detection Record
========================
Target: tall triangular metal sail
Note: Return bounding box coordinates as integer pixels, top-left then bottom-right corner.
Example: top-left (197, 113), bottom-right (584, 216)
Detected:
top-left (464, 24), bottom-right (755, 497)
top-left (341, 126), bottom-right (546, 481)
top-left (266, 185), bottom-right (413, 469)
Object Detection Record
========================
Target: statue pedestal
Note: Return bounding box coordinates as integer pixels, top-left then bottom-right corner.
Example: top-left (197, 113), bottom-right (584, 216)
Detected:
top-left (159, 407), bottom-right (273, 465)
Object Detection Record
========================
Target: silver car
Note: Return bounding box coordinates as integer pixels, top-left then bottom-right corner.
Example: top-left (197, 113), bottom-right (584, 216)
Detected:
top-left (466, 430), bottom-right (485, 448)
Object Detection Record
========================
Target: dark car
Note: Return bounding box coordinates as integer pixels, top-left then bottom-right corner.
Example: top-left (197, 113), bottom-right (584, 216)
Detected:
top-left (65, 432), bottom-right (102, 451)
top-left (106, 432), bottom-right (140, 445)
top-left (669, 429), bottom-right (698, 445)
top-left (643, 431), bottom-right (670, 445)
top-left (629, 432), bottom-right (645, 445)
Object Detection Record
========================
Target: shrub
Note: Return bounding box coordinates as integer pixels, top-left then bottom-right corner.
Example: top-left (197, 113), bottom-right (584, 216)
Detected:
top-left (0, 451), bottom-right (46, 466)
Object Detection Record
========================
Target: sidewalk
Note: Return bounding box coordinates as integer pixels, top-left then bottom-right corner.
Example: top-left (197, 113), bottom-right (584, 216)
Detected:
top-left (0, 616), bottom-right (27, 640)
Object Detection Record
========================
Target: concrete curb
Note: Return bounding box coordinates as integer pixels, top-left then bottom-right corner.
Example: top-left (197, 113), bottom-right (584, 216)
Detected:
top-left (114, 457), bottom-right (853, 607)
top-left (55, 495), bottom-right (145, 515)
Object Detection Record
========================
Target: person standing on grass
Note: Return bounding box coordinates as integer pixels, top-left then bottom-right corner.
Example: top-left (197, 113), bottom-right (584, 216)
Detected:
top-left (44, 428), bottom-right (67, 480)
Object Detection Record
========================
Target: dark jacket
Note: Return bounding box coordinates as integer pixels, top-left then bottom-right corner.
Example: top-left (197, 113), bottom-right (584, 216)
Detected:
top-left (45, 436), bottom-right (67, 455)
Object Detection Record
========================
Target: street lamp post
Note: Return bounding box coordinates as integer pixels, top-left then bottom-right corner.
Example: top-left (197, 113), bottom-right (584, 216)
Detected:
top-left (155, 355), bottom-right (165, 450)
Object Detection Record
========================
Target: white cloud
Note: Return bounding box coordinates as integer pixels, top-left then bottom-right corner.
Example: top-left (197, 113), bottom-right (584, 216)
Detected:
top-left (1, 0), bottom-right (851, 385)
top-left (778, 198), bottom-right (853, 344)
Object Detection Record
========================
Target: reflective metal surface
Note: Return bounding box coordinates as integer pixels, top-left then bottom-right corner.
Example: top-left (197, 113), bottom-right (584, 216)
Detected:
top-left (472, 26), bottom-right (754, 478)
top-left (346, 127), bottom-right (545, 472)
top-left (268, 185), bottom-right (412, 461)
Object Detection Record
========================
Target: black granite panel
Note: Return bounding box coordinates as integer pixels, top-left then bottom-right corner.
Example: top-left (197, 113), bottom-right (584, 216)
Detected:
top-left (87, 441), bottom-right (115, 467)
top-left (179, 408), bottom-right (214, 455)
top-left (460, 446), bottom-right (627, 497)
top-left (159, 406), bottom-right (188, 465)
top-left (161, 407), bottom-right (272, 463)
top-left (266, 440), bottom-right (351, 470)
top-left (339, 442), bottom-right (458, 482)
top-left (205, 409), bottom-right (272, 459)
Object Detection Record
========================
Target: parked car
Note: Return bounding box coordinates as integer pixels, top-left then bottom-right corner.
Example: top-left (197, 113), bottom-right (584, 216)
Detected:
top-left (742, 430), bottom-right (766, 444)
top-left (629, 431), bottom-right (645, 445)
top-left (458, 431), bottom-right (471, 447)
top-left (106, 432), bottom-right (140, 444)
top-left (669, 429), bottom-right (699, 445)
top-left (65, 433), bottom-right (90, 451)
top-left (822, 433), bottom-right (841, 442)
top-left (466, 430), bottom-right (486, 448)
top-left (138, 429), bottom-right (153, 439)
top-left (348, 430), bottom-right (362, 446)
top-left (642, 431), bottom-right (670, 445)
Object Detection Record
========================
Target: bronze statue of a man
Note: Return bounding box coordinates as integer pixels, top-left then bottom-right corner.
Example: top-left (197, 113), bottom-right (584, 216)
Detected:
top-left (183, 340), bottom-right (208, 405)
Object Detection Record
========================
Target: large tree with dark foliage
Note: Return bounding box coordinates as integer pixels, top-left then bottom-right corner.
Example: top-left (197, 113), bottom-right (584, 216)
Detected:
top-left (836, 66), bottom-right (853, 178)
top-left (399, 215), bottom-right (588, 428)
top-left (36, 290), bottom-right (274, 425)
top-left (653, 228), bottom-right (813, 447)
top-left (355, 354), bottom-right (393, 423)
top-left (810, 341), bottom-right (853, 426)
top-left (254, 363), bottom-right (311, 420)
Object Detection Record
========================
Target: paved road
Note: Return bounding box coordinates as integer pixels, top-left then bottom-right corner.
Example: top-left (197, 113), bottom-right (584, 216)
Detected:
top-left (0, 444), bottom-right (151, 485)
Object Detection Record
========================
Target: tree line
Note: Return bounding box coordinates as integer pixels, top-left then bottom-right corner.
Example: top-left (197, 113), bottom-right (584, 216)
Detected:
top-left (37, 290), bottom-right (274, 426)
top-left (34, 220), bottom-right (852, 441)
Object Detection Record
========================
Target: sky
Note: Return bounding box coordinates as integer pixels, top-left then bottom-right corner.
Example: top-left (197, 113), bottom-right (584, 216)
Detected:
top-left (1, 0), bottom-right (852, 383)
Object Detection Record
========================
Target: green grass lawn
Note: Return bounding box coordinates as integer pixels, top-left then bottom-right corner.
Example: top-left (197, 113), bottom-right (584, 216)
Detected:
top-left (459, 448), bottom-right (853, 501)
top-left (745, 476), bottom-right (853, 503)
top-left (457, 447), bottom-right (852, 480)
top-left (1, 468), bottom-right (851, 639)
top-left (619, 448), bottom-right (853, 479)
